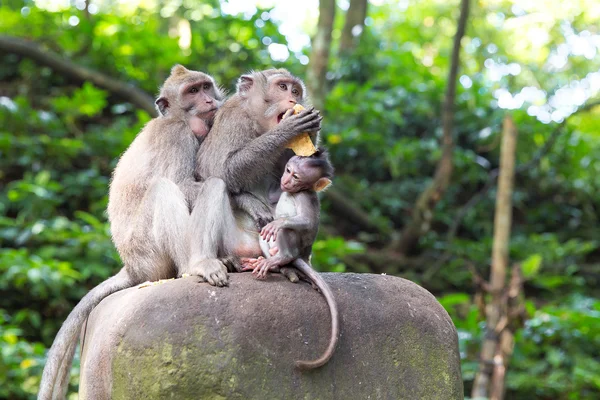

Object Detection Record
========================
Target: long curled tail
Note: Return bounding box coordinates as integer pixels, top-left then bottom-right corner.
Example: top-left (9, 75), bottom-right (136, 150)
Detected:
top-left (292, 259), bottom-right (339, 370)
top-left (38, 268), bottom-right (134, 400)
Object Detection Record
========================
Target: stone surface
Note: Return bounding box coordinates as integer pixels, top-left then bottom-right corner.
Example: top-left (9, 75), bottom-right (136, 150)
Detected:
top-left (79, 273), bottom-right (463, 400)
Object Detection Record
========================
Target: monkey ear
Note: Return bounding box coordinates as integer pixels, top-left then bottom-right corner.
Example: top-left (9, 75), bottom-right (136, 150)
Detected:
top-left (171, 64), bottom-right (189, 76)
top-left (155, 97), bottom-right (169, 116)
top-left (313, 178), bottom-right (332, 192)
top-left (236, 75), bottom-right (254, 95)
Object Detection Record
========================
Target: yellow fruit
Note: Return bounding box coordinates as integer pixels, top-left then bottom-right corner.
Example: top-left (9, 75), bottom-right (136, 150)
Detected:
top-left (283, 105), bottom-right (318, 156)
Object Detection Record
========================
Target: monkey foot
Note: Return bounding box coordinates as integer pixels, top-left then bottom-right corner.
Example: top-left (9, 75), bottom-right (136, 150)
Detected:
top-left (240, 256), bottom-right (263, 271)
top-left (253, 257), bottom-right (283, 279)
top-left (183, 259), bottom-right (228, 287)
top-left (279, 266), bottom-right (299, 283)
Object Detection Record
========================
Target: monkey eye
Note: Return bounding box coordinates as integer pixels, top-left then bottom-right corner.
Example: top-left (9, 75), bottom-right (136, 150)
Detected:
top-left (279, 83), bottom-right (288, 91)
top-left (189, 87), bottom-right (199, 93)
top-left (292, 88), bottom-right (299, 96)
top-left (293, 174), bottom-right (299, 180)
top-left (203, 82), bottom-right (212, 90)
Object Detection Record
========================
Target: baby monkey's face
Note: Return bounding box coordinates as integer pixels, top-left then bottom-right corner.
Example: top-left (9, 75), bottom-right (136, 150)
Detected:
top-left (280, 158), bottom-right (322, 193)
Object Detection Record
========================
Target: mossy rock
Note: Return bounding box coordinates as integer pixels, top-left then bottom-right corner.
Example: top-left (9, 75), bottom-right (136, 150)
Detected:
top-left (79, 273), bottom-right (463, 399)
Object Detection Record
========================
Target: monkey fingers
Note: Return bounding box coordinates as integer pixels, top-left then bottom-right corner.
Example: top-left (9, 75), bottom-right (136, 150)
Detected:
top-left (291, 109), bottom-right (322, 134)
top-left (253, 258), bottom-right (280, 279)
top-left (240, 257), bottom-right (263, 271)
top-left (261, 220), bottom-right (282, 242)
top-left (188, 259), bottom-right (229, 287)
top-left (221, 256), bottom-right (243, 273)
top-left (276, 108), bottom-right (322, 141)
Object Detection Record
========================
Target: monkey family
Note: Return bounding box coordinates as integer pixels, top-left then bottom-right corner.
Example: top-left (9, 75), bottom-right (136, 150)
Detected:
top-left (39, 66), bottom-right (337, 400)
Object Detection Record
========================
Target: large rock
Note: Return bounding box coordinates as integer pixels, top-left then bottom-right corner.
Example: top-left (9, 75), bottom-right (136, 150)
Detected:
top-left (79, 273), bottom-right (463, 399)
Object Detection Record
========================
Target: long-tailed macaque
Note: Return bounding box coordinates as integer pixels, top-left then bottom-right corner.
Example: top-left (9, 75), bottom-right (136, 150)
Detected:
top-left (242, 151), bottom-right (339, 370)
top-left (38, 65), bottom-right (224, 400)
top-left (188, 69), bottom-right (322, 284)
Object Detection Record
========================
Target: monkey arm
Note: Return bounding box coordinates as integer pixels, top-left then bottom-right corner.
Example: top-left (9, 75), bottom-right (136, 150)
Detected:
top-left (260, 191), bottom-right (318, 242)
top-left (278, 215), bottom-right (313, 231)
top-left (232, 192), bottom-right (273, 229)
top-left (223, 133), bottom-right (291, 192)
top-left (260, 215), bottom-right (312, 243)
top-left (223, 110), bottom-right (322, 192)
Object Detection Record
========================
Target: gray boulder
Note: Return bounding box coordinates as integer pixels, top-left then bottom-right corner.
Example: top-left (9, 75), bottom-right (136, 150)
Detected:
top-left (79, 273), bottom-right (463, 399)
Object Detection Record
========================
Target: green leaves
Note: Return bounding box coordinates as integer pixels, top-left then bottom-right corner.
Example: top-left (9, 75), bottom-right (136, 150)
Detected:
top-left (51, 82), bottom-right (108, 118)
top-left (0, 1), bottom-right (599, 399)
top-left (521, 253), bottom-right (542, 278)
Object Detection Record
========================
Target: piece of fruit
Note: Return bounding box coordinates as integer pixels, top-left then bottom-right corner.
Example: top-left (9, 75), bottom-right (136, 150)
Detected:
top-left (284, 105), bottom-right (318, 157)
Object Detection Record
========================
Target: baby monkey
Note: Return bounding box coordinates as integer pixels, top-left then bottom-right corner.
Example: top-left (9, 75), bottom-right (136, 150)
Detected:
top-left (242, 150), bottom-right (339, 370)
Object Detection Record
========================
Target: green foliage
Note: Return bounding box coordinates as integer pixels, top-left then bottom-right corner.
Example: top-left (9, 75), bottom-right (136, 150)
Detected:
top-left (0, 0), bottom-right (599, 399)
top-left (312, 237), bottom-right (365, 273)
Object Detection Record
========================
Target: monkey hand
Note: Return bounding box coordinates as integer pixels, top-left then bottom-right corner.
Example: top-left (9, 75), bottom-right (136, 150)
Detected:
top-left (248, 202), bottom-right (274, 230)
top-left (276, 107), bottom-right (323, 141)
top-left (260, 219), bottom-right (285, 242)
top-left (220, 256), bottom-right (243, 273)
top-left (183, 259), bottom-right (229, 287)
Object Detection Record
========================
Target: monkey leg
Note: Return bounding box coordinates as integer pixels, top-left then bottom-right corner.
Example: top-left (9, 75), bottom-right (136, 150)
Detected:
top-left (254, 238), bottom-right (299, 282)
top-left (253, 233), bottom-right (298, 279)
top-left (253, 254), bottom-right (294, 279)
top-left (185, 177), bottom-right (234, 287)
top-left (122, 178), bottom-right (190, 282)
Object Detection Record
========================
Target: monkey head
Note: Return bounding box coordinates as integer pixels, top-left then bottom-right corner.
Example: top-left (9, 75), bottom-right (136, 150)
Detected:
top-left (281, 149), bottom-right (333, 193)
top-left (155, 65), bottom-right (225, 139)
top-left (236, 69), bottom-right (308, 133)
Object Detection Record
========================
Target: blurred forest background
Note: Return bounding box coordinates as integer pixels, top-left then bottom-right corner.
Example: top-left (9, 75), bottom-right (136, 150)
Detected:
top-left (1, 0), bottom-right (599, 399)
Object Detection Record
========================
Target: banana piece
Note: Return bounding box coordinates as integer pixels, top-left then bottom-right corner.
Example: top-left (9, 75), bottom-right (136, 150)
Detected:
top-left (284, 104), bottom-right (318, 157)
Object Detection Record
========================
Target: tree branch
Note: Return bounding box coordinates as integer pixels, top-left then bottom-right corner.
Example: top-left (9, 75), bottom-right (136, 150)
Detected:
top-left (324, 187), bottom-right (389, 235)
top-left (0, 35), bottom-right (157, 116)
top-left (339, 0), bottom-right (368, 55)
top-left (307, 0), bottom-right (337, 110)
top-left (392, 0), bottom-right (471, 255)
top-left (425, 98), bottom-right (600, 280)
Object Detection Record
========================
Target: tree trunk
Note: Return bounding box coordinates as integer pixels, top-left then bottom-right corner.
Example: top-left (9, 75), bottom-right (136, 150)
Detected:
top-left (307, 0), bottom-right (336, 110)
top-left (471, 115), bottom-right (518, 399)
top-left (0, 35), bottom-right (157, 116)
top-left (393, 0), bottom-right (470, 255)
top-left (339, 0), bottom-right (368, 55)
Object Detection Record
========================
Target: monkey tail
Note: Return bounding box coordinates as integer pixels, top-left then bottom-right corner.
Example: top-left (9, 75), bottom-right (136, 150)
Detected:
top-left (292, 259), bottom-right (339, 371)
top-left (38, 268), bottom-right (134, 400)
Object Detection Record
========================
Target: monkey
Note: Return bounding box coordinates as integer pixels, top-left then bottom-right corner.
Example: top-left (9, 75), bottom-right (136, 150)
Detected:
top-left (187, 69), bottom-right (322, 285)
top-left (241, 150), bottom-right (339, 370)
top-left (38, 65), bottom-right (225, 400)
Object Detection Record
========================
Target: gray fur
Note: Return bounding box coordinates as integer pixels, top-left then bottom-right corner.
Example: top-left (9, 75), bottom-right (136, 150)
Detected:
top-left (246, 154), bottom-right (339, 370)
top-left (38, 68), bottom-right (224, 400)
top-left (190, 70), bottom-right (322, 277)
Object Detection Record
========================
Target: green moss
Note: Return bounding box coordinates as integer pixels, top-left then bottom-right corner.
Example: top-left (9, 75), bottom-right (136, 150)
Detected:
top-left (111, 318), bottom-right (462, 400)
top-left (106, 275), bottom-right (463, 399)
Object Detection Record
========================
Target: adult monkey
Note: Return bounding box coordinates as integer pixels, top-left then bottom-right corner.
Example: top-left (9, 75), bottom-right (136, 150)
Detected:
top-left (189, 69), bottom-right (322, 283)
top-left (38, 65), bottom-right (224, 400)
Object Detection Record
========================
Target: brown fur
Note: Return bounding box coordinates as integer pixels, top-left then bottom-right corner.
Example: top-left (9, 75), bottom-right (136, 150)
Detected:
top-left (38, 65), bottom-right (224, 400)
top-left (187, 69), bottom-right (322, 284)
top-left (242, 152), bottom-right (339, 370)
